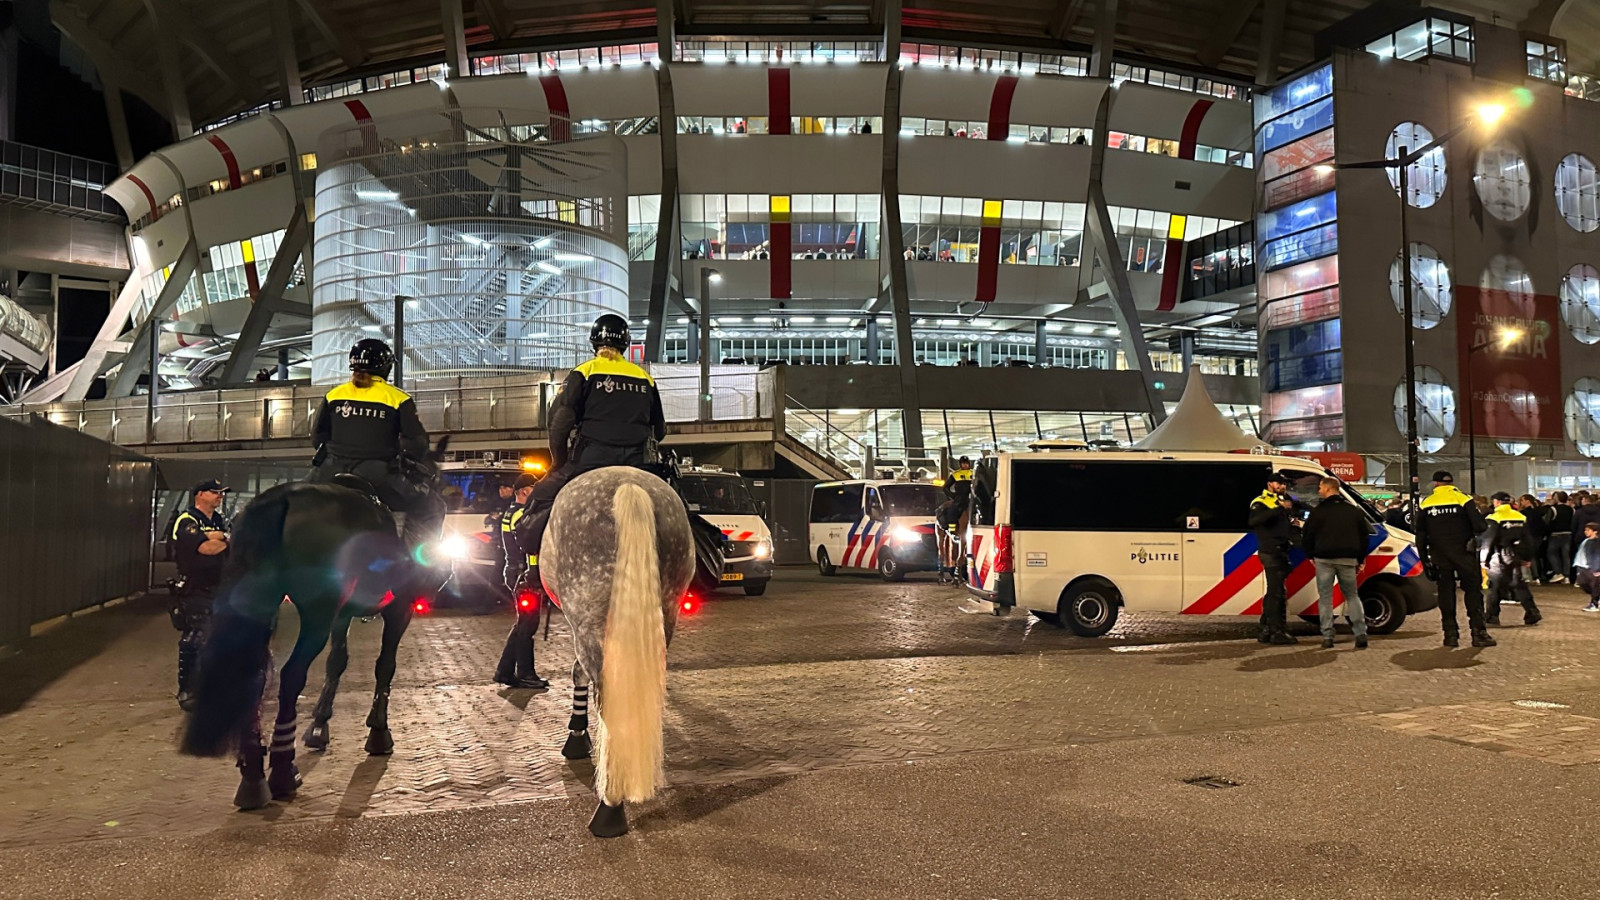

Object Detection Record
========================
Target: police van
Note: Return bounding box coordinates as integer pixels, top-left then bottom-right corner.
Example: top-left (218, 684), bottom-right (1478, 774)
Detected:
top-left (677, 464), bottom-right (775, 596)
top-left (964, 449), bottom-right (1434, 635)
top-left (809, 477), bottom-right (942, 581)
top-left (434, 457), bottom-right (544, 602)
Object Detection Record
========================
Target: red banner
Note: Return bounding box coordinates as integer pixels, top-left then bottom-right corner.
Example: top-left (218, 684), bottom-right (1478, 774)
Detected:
top-left (1455, 285), bottom-right (1562, 442)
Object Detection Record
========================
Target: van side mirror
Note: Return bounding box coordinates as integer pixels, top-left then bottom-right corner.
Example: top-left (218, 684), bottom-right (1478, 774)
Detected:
top-left (868, 505), bottom-right (884, 521)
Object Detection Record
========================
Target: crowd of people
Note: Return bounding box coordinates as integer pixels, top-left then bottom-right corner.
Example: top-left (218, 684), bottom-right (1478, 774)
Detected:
top-left (1380, 486), bottom-right (1600, 612)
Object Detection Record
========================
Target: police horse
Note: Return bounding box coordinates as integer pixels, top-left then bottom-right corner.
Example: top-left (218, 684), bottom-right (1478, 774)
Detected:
top-left (179, 479), bottom-right (439, 809)
top-left (541, 466), bottom-right (694, 837)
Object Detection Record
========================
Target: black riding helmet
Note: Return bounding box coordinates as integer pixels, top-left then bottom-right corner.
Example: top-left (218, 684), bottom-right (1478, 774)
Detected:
top-left (350, 338), bottom-right (394, 379)
top-left (590, 314), bottom-right (631, 352)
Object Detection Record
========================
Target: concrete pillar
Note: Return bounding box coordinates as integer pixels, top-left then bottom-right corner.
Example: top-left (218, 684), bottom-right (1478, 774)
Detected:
top-left (269, 0), bottom-right (304, 105)
top-left (1090, 0), bottom-right (1118, 80)
top-left (1180, 332), bottom-right (1195, 370)
top-left (1034, 319), bottom-right (1048, 365)
top-left (100, 77), bottom-right (136, 170)
top-left (865, 316), bottom-right (880, 363)
top-left (657, 0), bottom-right (675, 63)
top-left (277, 347), bottom-right (290, 379)
top-left (1255, 0), bottom-right (1288, 87)
top-left (440, 0), bottom-right (469, 78)
top-left (145, 4), bottom-right (194, 137)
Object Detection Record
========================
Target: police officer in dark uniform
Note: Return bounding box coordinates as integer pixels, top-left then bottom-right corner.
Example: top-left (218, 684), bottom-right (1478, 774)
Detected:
top-left (309, 338), bottom-right (445, 549)
top-left (494, 474), bottom-right (548, 689)
top-left (937, 457), bottom-right (974, 578)
top-left (514, 314), bottom-right (666, 589)
top-left (1419, 470), bottom-right (1494, 647)
top-left (1249, 472), bottom-right (1299, 644)
top-left (170, 479), bottom-right (231, 711)
top-left (1483, 490), bottom-right (1541, 627)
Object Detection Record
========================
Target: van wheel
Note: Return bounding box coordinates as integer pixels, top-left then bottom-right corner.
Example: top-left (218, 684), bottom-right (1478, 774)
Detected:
top-left (1058, 578), bottom-right (1121, 637)
top-left (1361, 582), bottom-right (1408, 635)
top-left (743, 581), bottom-right (768, 596)
top-left (816, 547), bottom-right (836, 576)
top-left (879, 552), bottom-right (905, 582)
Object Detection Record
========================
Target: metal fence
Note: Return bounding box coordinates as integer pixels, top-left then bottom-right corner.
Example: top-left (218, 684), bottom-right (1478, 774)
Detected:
top-left (0, 415), bottom-right (156, 647)
top-left (1, 366), bottom-right (778, 447)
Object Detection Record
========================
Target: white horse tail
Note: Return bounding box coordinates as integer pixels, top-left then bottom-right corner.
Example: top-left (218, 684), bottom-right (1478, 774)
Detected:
top-left (595, 481), bottom-right (668, 806)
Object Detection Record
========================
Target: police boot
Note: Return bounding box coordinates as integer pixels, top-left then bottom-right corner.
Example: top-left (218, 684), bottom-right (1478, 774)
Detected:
top-left (267, 749), bottom-right (302, 800)
top-left (1484, 598), bottom-right (1501, 626)
top-left (1442, 628), bottom-right (1460, 648)
top-left (1471, 627), bottom-right (1498, 648)
top-left (233, 745), bottom-right (271, 811)
top-left (176, 631), bottom-right (201, 712)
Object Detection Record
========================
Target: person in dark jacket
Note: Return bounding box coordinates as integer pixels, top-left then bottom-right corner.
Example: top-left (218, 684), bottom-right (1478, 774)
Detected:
top-left (1419, 470), bottom-right (1492, 647)
top-left (1575, 521), bottom-right (1600, 612)
top-left (1302, 477), bottom-right (1372, 649)
top-left (1483, 491), bottom-right (1541, 627)
top-left (494, 473), bottom-right (548, 690)
top-left (1249, 472), bottom-right (1299, 644)
top-left (1518, 494), bottom-right (1550, 583)
top-left (514, 315), bottom-right (666, 593)
top-left (1544, 492), bottom-right (1574, 584)
top-left (170, 480), bottom-right (231, 710)
top-left (1571, 495), bottom-right (1600, 579)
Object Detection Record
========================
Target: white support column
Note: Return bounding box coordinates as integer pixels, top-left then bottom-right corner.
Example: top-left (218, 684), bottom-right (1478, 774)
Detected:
top-left (100, 74), bottom-right (136, 170)
top-left (1089, 0), bottom-right (1118, 80)
top-left (269, 0), bottom-right (304, 106)
top-left (143, 2), bottom-right (193, 137)
top-left (1255, 0), bottom-right (1288, 87)
top-left (441, 0), bottom-right (469, 79)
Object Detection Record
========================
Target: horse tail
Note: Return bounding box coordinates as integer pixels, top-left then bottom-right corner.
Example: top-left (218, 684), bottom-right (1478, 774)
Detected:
top-left (595, 481), bottom-right (668, 806)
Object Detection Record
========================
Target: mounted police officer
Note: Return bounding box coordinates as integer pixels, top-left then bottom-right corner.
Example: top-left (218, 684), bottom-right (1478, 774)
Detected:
top-left (494, 473), bottom-right (548, 689)
top-left (514, 314), bottom-right (666, 592)
top-left (1419, 470), bottom-right (1494, 647)
top-left (170, 479), bottom-right (230, 711)
top-left (936, 457), bottom-right (974, 580)
top-left (1249, 472), bottom-right (1299, 644)
top-left (1483, 490), bottom-right (1541, 628)
top-left (309, 338), bottom-right (445, 549)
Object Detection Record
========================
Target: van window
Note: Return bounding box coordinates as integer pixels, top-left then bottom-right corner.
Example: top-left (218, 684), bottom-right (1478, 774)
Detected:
top-left (680, 474), bottom-right (758, 515)
top-left (879, 483), bottom-right (939, 517)
top-left (811, 483), bottom-right (865, 523)
top-left (1010, 460), bottom-right (1272, 532)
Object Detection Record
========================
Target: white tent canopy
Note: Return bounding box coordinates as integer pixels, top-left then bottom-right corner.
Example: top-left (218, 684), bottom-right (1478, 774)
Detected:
top-left (1135, 365), bottom-right (1272, 453)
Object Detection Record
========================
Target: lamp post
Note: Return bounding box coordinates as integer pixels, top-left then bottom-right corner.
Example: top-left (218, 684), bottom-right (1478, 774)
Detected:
top-left (698, 268), bottom-right (721, 423)
top-left (1464, 327), bottom-right (1523, 496)
top-left (1318, 101), bottom-right (1508, 522)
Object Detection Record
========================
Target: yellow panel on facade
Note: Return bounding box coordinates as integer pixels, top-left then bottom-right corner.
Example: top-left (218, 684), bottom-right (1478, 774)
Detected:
top-left (770, 195), bottom-right (790, 222)
top-left (1167, 214), bottom-right (1187, 240)
top-left (982, 200), bottom-right (1002, 226)
top-left (240, 240), bottom-right (255, 263)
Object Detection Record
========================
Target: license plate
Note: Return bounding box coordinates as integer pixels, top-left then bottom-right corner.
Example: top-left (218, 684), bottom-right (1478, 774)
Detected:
top-left (719, 572), bottom-right (744, 582)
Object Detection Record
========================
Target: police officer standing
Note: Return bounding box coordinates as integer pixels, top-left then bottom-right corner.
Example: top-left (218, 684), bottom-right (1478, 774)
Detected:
top-left (1250, 473), bottom-right (1299, 644)
top-left (309, 338), bottom-right (445, 549)
top-left (515, 314), bottom-right (665, 590)
top-left (494, 474), bottom-right (548, 689)
top-left (1483, 491), bottom-right (1541, 628)
top-left (1419, 470), bottom-right (1494, 647)
top-left (170, 480), bottom-right (230, 711)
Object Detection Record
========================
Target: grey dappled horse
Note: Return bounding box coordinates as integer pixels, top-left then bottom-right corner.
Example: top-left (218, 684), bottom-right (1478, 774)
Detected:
top-left (542, 466), bottom-right (695, 837)
top-left (179, 482), bottom-right (436, 810)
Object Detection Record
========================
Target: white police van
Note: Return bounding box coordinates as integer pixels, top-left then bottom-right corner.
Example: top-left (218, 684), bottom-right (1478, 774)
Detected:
top-left (677, 465), bottom-right (775, 596)
top-left (809, 477), bottom-right (941, 581)
top-left (434, 457), bottom-right (544, 602)
top-left (964, 449), bottom-right (1434, 635)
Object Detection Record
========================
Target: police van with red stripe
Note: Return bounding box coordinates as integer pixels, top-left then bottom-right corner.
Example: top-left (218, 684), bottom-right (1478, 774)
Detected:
top-left (810, 478), bottom-right (942, 581)
top-left (678, 465), bottom-right (775, 596)
top-left (964, 449), bottom-right (1434, 635)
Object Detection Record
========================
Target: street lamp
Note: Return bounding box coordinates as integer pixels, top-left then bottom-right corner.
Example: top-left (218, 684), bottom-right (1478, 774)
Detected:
top-left (1464, 326), bottom-right (1523, 495)
top-left (698, 268), bottom-right (722, 422)
top-left (1319, 100), bottom-right (1511, 522)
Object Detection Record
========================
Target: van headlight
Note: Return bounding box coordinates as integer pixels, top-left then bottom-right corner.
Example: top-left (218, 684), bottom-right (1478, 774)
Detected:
top-left (753, 540), bottom-right (772, 559)
top-left (439, 534), bottom-right (470, 560)
top-left (892, 526), bottom-right (920, 543)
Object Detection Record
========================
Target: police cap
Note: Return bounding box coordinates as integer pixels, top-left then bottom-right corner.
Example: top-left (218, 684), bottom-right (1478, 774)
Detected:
top-left (513, 474), bottom-right (539, 490)
top-left (1490, 491), bottom-right (1513, 503)
top-left (1432, 470), bottom-right (1454, 484)
top-left (193, 479), bottom-right (231, 494)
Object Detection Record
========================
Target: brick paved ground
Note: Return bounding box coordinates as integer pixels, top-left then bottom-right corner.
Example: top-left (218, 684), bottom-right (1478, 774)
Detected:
top-left (1, 569), bottom-right (1598, 897)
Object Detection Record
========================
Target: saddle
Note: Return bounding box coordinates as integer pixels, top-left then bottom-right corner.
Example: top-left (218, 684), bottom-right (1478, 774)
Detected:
top-left (330, 472), bottom-right (381, 499)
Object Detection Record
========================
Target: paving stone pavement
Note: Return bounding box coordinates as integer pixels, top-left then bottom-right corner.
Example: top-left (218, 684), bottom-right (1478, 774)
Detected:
top-left (2, 569), bottom-right (1597, 851)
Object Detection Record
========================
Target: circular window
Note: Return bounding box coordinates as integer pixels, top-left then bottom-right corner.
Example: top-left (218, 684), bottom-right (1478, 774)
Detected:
top-left (1479, 254), bottom-right (1536, 319)
top-left (1385, 122), bottom-right (1446, 208)
top-left (1497, 441), bottom-right (1531, 456)
top-left (1555, 153), bottom-right (1600, 233)
top-left (1394, 365), bottom-right (1456, 453)
top-left (1389, 242), bottom-right (1451, 329)
top-left (1566, 377), bottom-right (1600, 458)
top-left (1561, 264), bottom-right (1600, 344)
top-left (1473, 140), bottom-right (1531, 221)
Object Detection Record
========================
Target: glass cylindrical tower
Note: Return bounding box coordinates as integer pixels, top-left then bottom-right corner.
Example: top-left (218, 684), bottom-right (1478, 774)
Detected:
top-left (311, 108), bottom-right (627, 383)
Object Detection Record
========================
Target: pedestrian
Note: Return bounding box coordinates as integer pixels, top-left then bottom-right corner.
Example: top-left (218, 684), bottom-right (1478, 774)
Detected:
top-left (1576, 521), bottom-right (1600, 613)
top-left (1419, 470), bottom-right (1494, 647)
top-left (1483, 492), bottom-right (1541, 627)
top-left (1545, 491), bottom-right (1574, 583)
top-left (494, 473), bottom-right (548, 690)
top-left (1572, 495), bottom-right (1600, 576)
top-left (1301, 477), bottom-right (1370, 649)
top-left (1384, 497), bottom-right (1410, 530)
top-left (169, 480), bottom-right (231, 711)
top-left (1519, 494), bottom-right (1550, 583)
top-left (1249, 472), bottom-right (1299, 644)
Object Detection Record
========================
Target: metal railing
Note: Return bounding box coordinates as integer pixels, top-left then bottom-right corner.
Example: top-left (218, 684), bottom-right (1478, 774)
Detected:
top-left (782, 398), bottom-right (872, 477)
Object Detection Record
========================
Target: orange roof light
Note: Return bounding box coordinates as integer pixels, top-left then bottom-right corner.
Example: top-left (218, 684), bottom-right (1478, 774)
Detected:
top-left (522, 459), bottom-right (546, 472)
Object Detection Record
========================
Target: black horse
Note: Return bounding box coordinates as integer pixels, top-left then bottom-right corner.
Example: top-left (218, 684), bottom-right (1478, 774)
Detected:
top-left (179, 479), bottom-right (439, 809)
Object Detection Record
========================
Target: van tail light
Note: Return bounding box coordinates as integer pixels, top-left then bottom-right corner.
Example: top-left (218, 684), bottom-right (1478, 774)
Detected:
top-left (994, 525), bottom-right (1014, 574)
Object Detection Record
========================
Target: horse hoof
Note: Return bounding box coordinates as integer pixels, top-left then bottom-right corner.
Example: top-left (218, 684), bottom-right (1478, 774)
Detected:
top-left (268, 764), bottom-right (302, 800)
top-left (365, 728), bottom-right (394, 756)
top-left (561, 730), bottom-right (592, 760)
top-left (233, 776), bottom-right (271, 811)
top-left (588, 801), bottom-right (628, 838)
top-left (303, 721), bottom-right (330, 750)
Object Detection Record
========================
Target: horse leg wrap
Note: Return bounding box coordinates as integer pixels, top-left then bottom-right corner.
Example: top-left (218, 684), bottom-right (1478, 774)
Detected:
top-left (267, 748), bottom-right (302, 800)
top-left (588, 801), bottom-right (629, 838)
top-left (233, 745), bottom-right (271, 811)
